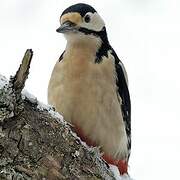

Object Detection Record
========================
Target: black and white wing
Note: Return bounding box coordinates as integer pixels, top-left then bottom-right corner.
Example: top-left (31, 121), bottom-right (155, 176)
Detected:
top-left (111, 49), bottom-right (131, 160)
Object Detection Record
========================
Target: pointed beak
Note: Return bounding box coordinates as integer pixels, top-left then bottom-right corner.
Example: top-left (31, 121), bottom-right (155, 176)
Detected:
top-left (56, 21), bottom-right (78, 33)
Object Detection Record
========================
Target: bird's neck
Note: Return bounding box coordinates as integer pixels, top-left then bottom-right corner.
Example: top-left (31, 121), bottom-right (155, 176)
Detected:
top-left (65, 35), bottom-right (102, 61)
top-left (64, 29), bottom-right (111, 63)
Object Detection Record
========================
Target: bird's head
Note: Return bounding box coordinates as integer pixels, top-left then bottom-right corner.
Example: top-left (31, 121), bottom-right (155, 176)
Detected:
top-left (57, 3), bottom-right (108, 47)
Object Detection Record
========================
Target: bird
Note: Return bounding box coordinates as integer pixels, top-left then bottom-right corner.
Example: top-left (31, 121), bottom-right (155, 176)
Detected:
top-left (48, 3), bottom-right (131, 175)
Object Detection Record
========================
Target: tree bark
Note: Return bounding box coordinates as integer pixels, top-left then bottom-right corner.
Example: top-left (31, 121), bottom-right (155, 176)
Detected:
top-left (0, 50), bottom-right (115, 180)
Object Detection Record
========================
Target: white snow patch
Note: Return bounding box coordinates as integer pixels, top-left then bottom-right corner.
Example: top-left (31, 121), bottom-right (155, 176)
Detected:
top-left (48, 108), bottom-right (64, 121)
top-left (70, 130), bottom-right (92, 149)
top-left (22, 89), bottom-right (65, 124)
top-left (109, 165), bottom-right (133, 180)
top-left (37, 101), bottom-right (65, 124)
top-left (0, 74), bottom-right (8, 89)
top-left (22, 89), bottom-right (37, 104)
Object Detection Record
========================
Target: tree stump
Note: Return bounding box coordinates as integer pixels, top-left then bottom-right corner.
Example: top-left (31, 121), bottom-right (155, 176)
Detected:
top-left (0, 50), bottom-right (115, 180)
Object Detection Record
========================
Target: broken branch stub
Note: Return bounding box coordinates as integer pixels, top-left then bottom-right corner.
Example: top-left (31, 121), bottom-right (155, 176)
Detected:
top-left (11, 49), bottom-right (33, 98)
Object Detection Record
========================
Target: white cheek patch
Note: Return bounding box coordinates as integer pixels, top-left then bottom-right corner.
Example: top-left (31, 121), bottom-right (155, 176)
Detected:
top-left (81, 12), bottom-right (105, 31)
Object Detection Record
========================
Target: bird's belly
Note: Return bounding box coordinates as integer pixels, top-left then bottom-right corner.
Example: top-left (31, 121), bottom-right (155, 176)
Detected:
top-left (48, 59), bottom-right (128, 159)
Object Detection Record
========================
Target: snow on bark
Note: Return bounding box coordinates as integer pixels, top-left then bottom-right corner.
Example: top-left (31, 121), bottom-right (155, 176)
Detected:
top-left (0, 74), bottom-right (7, 89)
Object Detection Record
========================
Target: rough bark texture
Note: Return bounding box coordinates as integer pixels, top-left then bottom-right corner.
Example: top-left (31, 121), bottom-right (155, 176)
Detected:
top-left (0, 50), bottom-right (115, 179)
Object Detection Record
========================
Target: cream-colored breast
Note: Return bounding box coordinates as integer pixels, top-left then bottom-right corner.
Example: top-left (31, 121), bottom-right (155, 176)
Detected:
top-left (48, 48), bottom-right (128, 160)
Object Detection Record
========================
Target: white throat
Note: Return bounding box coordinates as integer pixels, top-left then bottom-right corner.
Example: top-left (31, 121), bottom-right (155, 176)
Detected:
top-left (65, 33), bottom-right (102, 54)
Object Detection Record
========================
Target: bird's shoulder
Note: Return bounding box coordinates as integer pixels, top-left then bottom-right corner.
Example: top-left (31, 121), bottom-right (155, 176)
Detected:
top-left (96, 43), bottom-right (128, 85)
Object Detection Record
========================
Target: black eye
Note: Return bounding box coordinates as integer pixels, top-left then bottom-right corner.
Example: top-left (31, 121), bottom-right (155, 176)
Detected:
top-left (84, 15), bottom-right (91, 23)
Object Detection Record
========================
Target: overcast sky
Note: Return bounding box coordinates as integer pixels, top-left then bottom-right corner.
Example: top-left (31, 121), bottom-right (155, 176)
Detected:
top-left (0, 0), bottom-right (180, 179)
